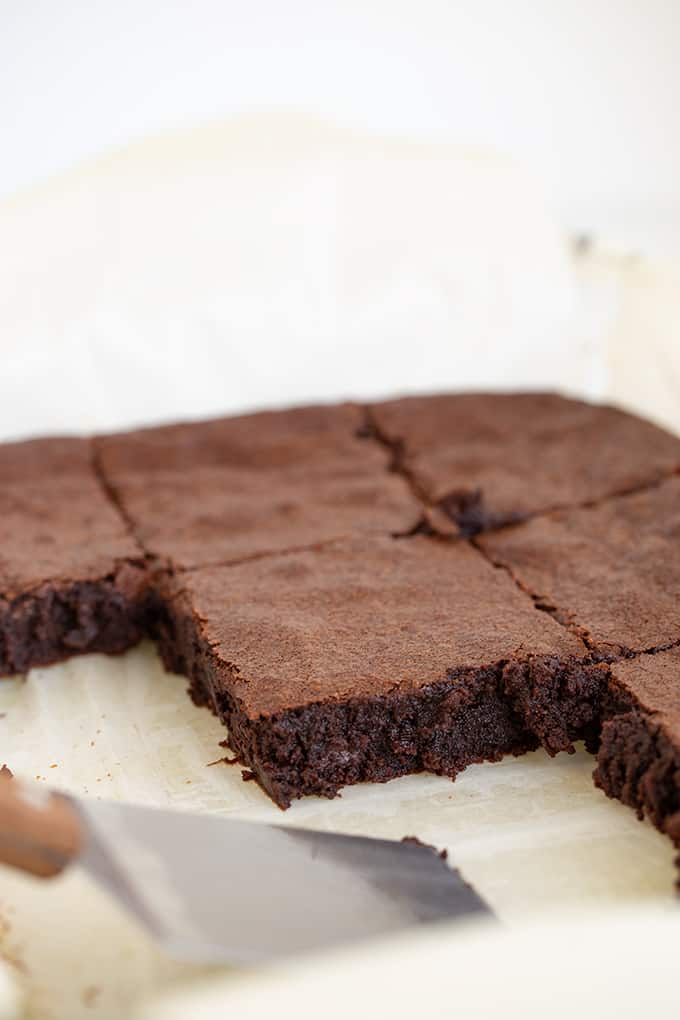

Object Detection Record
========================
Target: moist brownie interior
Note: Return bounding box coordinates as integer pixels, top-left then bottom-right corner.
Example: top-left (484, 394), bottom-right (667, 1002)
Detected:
top-left (595, 648), bottom-right (680, 849)
top-left (0, 437), bottom-right (150, 673)
top-left (3, 393), bottom-right (680, 882)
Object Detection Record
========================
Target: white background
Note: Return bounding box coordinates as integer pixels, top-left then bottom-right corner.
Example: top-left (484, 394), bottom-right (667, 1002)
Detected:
top-left (3, 0), bottom-right (680, 253)
top-left (2, 2), bottom-right (680, 439)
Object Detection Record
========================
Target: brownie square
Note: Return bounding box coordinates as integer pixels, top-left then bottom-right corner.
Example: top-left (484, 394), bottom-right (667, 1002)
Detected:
top-left (0, 437), bottom-right (148, 674)
top-left (154, 535), bottom-right (600, 807)
top-left (370, 393), bottom-right (680, 535)
top-left (96, 404), bottom-right (421, 569)
top-left (479, 476), bottom-right (680, 655)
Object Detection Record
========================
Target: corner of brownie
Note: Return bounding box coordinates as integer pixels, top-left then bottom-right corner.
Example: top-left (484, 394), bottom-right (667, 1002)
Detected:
top-left (0, 434), bottom-right (149, 675)
top-left (0, 561), bottom-right (153, 675)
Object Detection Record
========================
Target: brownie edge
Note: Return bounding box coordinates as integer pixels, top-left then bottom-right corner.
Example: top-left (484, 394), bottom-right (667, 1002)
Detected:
top-left (0, 563), bottom-right (152, 675)
top-left (151, 536), bottom-right (613, 808)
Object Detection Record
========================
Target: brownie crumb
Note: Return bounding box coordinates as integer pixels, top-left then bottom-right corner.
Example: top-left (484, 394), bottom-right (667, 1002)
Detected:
top-left (206, 754), bottom-right (240, 767)
top-left (82, 986), bottom-right (101, 1008)
top-left (401, 836), bottom-right (448, 862)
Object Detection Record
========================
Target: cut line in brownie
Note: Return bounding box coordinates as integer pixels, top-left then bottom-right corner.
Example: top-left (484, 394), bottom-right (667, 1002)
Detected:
top-left (368, 393), bottom-right (680, 536)
top-left (95, 404), bottom-right (422, 570)
top-left (0, 437), bottom-right (150, 674)
top-left (479, 476), bottom-right (680, 657)
top-left (151, 535), bottom-right (616, 807)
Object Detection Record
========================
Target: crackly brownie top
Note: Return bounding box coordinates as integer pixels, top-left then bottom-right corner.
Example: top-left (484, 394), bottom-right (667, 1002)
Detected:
top-left (98, 404), bottom-right (375, 473)
top-left (370, 393), bottom-right (680, 532)
top-left (609, 647), bottom-right (680, 742)
top-left (175, 535), bottom-right (585, 718)
top-left (97, 404), bottom-right (421, 569)
top-left (480, 476), bottom-right (680, 655)
top-left (0, 436), bottom-right (141, 597)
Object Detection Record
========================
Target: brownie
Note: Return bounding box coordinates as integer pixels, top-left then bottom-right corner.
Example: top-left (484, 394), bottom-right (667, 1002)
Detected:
top-left (595, 648), bottom-right (680, 850)
top-left (369, 393), bottom-right (680, 535)
top-left (478, 477), bottom-right (680, 655)
top-left (154, 535), bottom-right (607, 807)
top-left (0, 437), bottom-right (149, 675)
top-left (5, 393), bottom-right (680, 884)
top-left (96, 404), bottom-right (421, 569)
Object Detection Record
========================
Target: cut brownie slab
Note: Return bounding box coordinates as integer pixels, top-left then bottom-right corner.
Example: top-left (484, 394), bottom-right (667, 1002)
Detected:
top-left (0, 437), bottom-right (149, 675)
top-left (154, 534), bottom-right (604, 807)
top-left (369, 393), bottom-right (680, 535)
top-left (479, 476), bottom-right (680, 656)
top-left (4, 393), bottom-right (680, 882)
top-left (96, 404), bottom-right (421, 569)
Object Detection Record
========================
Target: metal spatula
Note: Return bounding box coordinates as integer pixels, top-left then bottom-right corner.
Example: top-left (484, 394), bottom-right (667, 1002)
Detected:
top-left (0, 773), bottom-right (492, 964)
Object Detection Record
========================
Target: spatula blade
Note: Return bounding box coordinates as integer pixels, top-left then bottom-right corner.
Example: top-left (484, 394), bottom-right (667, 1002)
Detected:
top-left (71, 797), bottom-right (492, 965)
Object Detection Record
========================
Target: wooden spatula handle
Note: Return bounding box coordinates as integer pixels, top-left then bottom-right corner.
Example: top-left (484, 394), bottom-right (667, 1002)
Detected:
top-left (0, 772), bottom-right (82, 878)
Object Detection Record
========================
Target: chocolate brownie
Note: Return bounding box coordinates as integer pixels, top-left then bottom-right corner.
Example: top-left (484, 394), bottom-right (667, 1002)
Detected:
top-left (154, 535), bottom-right (607, 807)
top-left (0, 437), bottom-right (149, 674)
top-left (4, 393), bottom-right (680, 883)
top-left (478, 477), bottom-right (680, 656)
top-left (369, 393), bottom-right (680, 535)
top-left (595, 648), bottom-right (680, 848)
top-left (95, 404), bottom-right (421, 569)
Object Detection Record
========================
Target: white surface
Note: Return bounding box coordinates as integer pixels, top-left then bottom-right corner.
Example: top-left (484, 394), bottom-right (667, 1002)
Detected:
top-left (604, 254), bottom-right (680, 436)
top-left (0, 115), bottom-right (586, 440)
top-left (0, 964), bottom-right (20, 1020)
top-left (141, 908), bottom-right (680, 1019)
top-left (3, 1), bottom-right (680, 252)
top-left (2, 114), bottom-right (679, 440)
top-left (0, 645), bottom-right (676, 1019)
